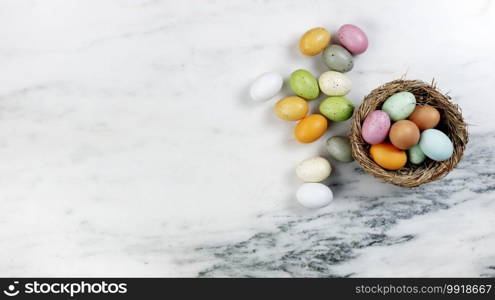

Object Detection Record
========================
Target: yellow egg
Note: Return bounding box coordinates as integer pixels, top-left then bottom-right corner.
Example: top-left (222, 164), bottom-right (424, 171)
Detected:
top-left (370, 143), bottom-right (407, 170)
top-left (299, 27), bottom-right (331, 56)
top-left (274, 96), bottom-right (309, 121)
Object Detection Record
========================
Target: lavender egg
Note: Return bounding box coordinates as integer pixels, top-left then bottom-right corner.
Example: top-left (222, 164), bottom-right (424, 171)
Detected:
top-left (362, 110), bottom-right (391, 144)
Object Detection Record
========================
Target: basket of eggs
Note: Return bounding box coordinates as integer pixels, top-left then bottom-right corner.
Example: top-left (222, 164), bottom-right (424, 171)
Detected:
top-left (350, 79), bottom-right (468, 187)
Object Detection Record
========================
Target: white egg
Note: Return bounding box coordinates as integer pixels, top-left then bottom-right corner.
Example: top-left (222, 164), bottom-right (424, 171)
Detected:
top-left (249, 72), bottom-right (283, 102)
top-left (318, 71), bottom-right (351, 96)
top-left (296, 156), bottom-right (331, 182)
top-left (296, 183), bottom-right (333, 209)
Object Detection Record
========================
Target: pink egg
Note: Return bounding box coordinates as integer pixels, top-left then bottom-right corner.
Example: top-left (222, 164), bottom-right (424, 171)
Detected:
top-left (362, 110), bottom-right (390, 144)
top-left (338, 24), bottom-right (368, 55)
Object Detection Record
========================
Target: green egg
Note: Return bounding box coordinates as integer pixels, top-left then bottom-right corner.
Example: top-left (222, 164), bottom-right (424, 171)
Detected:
top-left (322, 45), bottom-right (354, 73)
top-left (382, 91), bottom-right (416, 121)
top-left (319, 96), bottom-right (354, 121)
top-left (408, 144), bottom-right (426, 164)
top-left (289, 69), bottom-right (319, 100)
top-left (326, 136), bottom-right (354, 162)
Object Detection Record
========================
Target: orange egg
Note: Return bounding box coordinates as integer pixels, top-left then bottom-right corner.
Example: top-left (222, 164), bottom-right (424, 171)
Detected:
top-left (408, 105), bottom-right (440, 130)
top-left (299, 27), bottom-right (331, 56)
top-left (389, 120), bottom-right (420, 150)
top-left (295, 114), bottom-right (328, 143)
top-left (370, 143), bottom-right (407, 170)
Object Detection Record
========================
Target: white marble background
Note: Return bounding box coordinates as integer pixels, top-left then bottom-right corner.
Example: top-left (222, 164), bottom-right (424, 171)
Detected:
top-left (0, 0), bottom-right (494, 277)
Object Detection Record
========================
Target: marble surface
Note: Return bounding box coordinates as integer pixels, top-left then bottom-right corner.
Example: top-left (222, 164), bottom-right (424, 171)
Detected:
top-left (0, 0), bottom-right (494, 277)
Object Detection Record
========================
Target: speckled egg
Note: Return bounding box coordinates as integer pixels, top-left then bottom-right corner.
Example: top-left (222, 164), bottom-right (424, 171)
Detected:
top-left (289, 69), bottom-right (319, 100)
top-left (382, 91), bottom-right (417, 121)
top-left (249, 72), bottom-right (283, 102)
top-left (318, 71), bottom-right (352, 96)
top-left (296, 183), bottom-right (333, 209)
top-left (296, 156), bottom-right (332, 182)
top-left (326, 136), bottom-right (354, 162)
top-left (419, 129), bottom-right (454, 161)
top-left (322, 45), bottom-right (354, 72)
top-left (299, 27), bottom-right (331, 56)
top-left (408, 144), bottom-right (426, 164)
top-left (319, 96), bottom-right (354, 121)
top-left (361, 110), bottom-right (391, 144)
top-left (337, 24), bottom-right (368, 55)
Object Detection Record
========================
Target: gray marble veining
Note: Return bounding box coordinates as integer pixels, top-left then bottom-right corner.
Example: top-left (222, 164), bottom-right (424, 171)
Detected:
top-left (0, 0), bottom-right (493, 277)
top-left (197, 133), bottom-right (495, 277)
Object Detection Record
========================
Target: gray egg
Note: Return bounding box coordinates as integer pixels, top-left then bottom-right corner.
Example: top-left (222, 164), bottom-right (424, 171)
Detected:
top-left (326, 136), bottom-right (354, 162)
top-left (322, 45), bottom-right (354, 73)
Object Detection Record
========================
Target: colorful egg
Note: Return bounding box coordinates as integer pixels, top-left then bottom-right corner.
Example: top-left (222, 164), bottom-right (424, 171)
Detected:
top-left (294, 114), bottom-right (328, 143)
top-left (296, 157), bottom-right (332, 182)
top-left (408, 144), bottom-right (426, 164)
top-left (408, 105), bottom-right (441, 130)
top-left (299, 27), bottom-right (331, 56)
top-left (337, 24), bottom-right (368, 55)
top-left (389, 120), bottom-right (420, 150)
top-left (289, 69), bottom-right (319, 100)
top-left (319, 96), bottom-right (354, 121)
top-left (322, 45), bottom-right (354, 72)
top-left (318, 71), bottom-right (352, 96)
top-left (370, 143), bottom-right (407, 170)
top-left (326, 136), bottom-right (353, 162)
top-left (249, 72), bottom-right (283, 102)
top-left (296, 183), bottom-right (333, 209)
top-left (361, 110), bottom-right (391, 144)
top-left (382, 91), bottom-right (417, 121)
top-left (419, 129), bottom-right (454, 161)
top-left (274, 96), bottom-right (308, 121)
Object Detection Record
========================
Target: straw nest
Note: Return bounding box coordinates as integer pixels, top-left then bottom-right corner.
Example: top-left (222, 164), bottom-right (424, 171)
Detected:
top-left (350, 79), bottom-right (468, 187)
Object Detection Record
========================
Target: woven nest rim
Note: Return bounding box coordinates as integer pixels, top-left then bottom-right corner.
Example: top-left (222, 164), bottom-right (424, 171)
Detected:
top-left (350, 79), bottom-right (468, 188)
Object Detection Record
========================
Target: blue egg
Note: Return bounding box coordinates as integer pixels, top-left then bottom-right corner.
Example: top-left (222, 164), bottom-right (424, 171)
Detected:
top-left (419, 129), bottom-right (453, 161)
